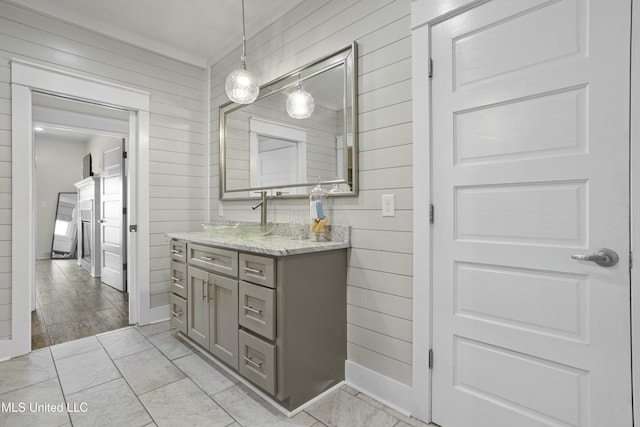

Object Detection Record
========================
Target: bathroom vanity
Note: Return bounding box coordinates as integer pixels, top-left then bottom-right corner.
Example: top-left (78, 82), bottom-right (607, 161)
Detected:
top-left (166, 230), bottom-right (349, 410)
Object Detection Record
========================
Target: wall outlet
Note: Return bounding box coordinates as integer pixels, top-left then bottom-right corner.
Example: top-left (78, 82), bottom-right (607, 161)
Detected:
top-left (382, 194), bottom-right (395, 217)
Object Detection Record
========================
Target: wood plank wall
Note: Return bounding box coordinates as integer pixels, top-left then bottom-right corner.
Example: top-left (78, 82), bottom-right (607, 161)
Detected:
top-left (210, 0), bottom-right (413, 385)
top-left (0, 0), bottom-right (208, 340)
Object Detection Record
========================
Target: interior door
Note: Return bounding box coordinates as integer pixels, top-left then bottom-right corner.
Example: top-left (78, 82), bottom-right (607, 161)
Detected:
top-left (258, 137), bottom-right (298, 188)
top-left (431, 0), bottom-right (632, 426)
top-left (100, 139), bottom-right (126, 291)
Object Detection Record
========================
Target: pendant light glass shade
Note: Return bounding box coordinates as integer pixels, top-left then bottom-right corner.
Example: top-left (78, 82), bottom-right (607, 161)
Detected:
top-left (286, 86), bottom-right (315, 119)
top-left (225, 67), bottom-right (259, 104)
top-left (225, 0), bottom-right (259, 104)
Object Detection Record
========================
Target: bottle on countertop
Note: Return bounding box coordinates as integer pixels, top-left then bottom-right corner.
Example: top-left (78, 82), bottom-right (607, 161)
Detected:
top-left (309, 181), bottom-right (328, 234)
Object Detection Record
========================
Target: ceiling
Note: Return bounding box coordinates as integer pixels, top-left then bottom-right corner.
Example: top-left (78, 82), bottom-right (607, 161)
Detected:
top-left (8, 0), bottom-right (305, 67)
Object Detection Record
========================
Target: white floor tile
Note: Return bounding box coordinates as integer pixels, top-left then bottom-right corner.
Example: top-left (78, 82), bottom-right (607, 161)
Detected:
top-left (0, 349), bottom-right (57, 395)
top-left (0, 378), bottom-right (70, 427)
top-left (55, 348), bottom-right (121, 395)
top-left (139, 377), bottom-right (233, 427)
top-left (306, 389), bottom-right (398, 427)
top-left (97, 327), bottom-right (154, 360)
top-left (136, 321), bottom-right (173, 337)
top-left (50, 336), bottom-right (102, 361)
top-left (213, 384), bottom-right (284, 427)
top-left (147, 330), bottom-right (193, 360)
top-left (172, 353), bottom-right (237, 397)
top-left (114, 348), bottom-right (185, 395)
top-left (66, 378), bottom-right (152, 427)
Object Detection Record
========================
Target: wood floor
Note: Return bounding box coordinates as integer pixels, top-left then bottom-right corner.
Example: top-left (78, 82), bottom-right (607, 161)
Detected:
top-left (32, 259), bottom-right (129, 349)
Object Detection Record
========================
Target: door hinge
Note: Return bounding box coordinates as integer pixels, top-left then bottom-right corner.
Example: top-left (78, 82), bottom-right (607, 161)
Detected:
top-left (123, 263), bottom-right (128, 271)
top-left (429, 349), bottom-right (434, 369)
top-left (123, 151), bottom-right (128, 159)
top-left (429, 204), bottom-right (434, 224)
top-left (630, 251), bottom-right (633, 269)
top-left (129, 224), bottom-right (137, 232)
top-left (428, 57), bottom-right (433, 78)
top-left (123, 207), bottom-right (127, 215)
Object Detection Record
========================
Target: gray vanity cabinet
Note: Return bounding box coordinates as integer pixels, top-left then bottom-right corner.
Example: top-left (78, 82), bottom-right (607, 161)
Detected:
top-left (169, 236), bottom-right (347, 411)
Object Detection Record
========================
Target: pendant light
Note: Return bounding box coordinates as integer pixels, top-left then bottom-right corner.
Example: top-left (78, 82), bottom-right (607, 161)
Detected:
top-left (286, 82), bottom-right (315, 119)
top-left (225, 0), bottom-right (259, 104)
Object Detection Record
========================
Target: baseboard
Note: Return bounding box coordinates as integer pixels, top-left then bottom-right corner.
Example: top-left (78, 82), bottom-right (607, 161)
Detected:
top-left (345, 360), bottom-right (413, 417)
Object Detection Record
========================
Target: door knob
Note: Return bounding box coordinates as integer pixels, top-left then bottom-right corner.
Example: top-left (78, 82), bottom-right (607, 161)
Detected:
top-left (571, 248), bottom-right (619, 267)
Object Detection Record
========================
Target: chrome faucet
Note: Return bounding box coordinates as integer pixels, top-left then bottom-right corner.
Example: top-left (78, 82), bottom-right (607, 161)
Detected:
top-left (251, 191), bottom-right (268, 225)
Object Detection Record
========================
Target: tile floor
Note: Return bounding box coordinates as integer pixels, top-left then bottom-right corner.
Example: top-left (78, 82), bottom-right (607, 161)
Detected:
top-left (32, 259), bottom-right (129, 349)
top-left (1, 322), bottom-right (437, 427)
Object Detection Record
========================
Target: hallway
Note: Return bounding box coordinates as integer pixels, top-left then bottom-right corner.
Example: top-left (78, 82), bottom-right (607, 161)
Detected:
top-left (32, 259), bottom-right (129, 349)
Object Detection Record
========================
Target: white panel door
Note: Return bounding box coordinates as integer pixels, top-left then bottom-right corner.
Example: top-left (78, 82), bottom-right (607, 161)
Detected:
top-left (258, 139), bottom-right (297, 188)
top-left (100, 140), bottom-right (126, 292)
top-left (431, 0), bottom-right (631, 426)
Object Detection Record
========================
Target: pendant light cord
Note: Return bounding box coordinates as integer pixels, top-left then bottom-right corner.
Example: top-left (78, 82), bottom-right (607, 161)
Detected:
top-left (241, 0), bottom-right (247, 69)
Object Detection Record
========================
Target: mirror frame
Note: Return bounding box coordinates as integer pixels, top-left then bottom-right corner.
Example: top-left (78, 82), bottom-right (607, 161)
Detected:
top-left (219, 42), bottom-right (358, 199)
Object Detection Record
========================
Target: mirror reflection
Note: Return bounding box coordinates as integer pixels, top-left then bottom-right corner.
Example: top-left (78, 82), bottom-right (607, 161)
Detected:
top-left (51, 192), bottom-right (78, 259)
top-left (220, 43), bottom-right (357, 198)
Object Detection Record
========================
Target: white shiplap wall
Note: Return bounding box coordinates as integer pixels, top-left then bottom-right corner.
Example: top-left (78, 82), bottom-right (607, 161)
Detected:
top-left (0, 0), bottom-right (207, 340)
top-left (211, 0), bottom-right (413, 385)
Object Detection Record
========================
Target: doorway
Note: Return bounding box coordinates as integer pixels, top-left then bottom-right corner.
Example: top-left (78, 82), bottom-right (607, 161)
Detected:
top-left (429, 0), bottom-right (632, 426)
top-left (6, 59), bottom-right (152, 359)
top-left (31, 95), bottom-right (131, 348)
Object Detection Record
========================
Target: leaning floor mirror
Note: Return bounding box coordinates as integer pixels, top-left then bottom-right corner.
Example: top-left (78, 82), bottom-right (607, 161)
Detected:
top-left (220, 42), bottom-right (358, 199)
top-left (51, 192), bottom-right (78, 259)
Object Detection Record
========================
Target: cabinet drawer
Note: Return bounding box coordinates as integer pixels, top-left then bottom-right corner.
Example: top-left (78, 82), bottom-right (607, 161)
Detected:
top-left (188, 244), bottom-right (238, 277)
top-left (170, 240), bottom-right (187, 262)
top-left (239, 281), bottom-right (275, 340)
top-left (238, 330), bottom-right (277, 395)
top-left (239, 253), bottom-right (275, 288)
top-left (170, 261), bottom-right (187, 299)
top-left (170, 294), bottom-right (187, 334)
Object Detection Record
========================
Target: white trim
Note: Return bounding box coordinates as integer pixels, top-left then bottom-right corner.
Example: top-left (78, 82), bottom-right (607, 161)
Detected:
top-left (631, 0), bottom-right (640, 423)
top-left (10, 59), bottom-right (149, 110)
top-left (33, 106), bottom-right (129, 137)
top-left (410, 12), bottom-right (432, 422)
top-left (1, 84), bottom-right (33, 357)
top-left (6, 59), bottom-right (151, 358)
top-left (345, 361), bottom-right (414, 417)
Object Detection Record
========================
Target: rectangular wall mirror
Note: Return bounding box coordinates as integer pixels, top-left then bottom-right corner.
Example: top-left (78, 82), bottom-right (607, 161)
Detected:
top-left (220, 42), bottom-right (358, 199)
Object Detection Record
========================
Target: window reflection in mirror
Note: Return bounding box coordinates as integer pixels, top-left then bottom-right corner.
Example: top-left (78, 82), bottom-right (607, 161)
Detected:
top-left (220, 43), bottom-right (357, 199)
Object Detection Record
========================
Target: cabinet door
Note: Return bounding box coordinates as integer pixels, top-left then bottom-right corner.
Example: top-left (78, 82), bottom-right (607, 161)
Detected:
top-left (209, 274), bottom-right (239, 369)
top-left (187, 266), bottom-right (209, 348)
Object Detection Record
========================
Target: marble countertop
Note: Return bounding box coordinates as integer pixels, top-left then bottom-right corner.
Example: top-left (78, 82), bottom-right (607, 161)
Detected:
top-left (165, 231), bottom-right (350, 256)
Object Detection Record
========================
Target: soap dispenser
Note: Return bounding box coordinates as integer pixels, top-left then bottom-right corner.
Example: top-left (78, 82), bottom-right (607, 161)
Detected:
top-left (309, 182), bottom-right (328, 237)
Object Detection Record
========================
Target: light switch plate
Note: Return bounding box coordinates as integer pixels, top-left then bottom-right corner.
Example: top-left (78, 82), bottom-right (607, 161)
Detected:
top-left (382, 194), bottom-right (395, 217)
